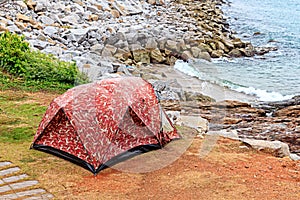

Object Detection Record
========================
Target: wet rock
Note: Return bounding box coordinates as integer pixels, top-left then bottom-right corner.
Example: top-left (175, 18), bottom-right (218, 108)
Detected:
top-left (228, 49), bottom-right (242, 57)
top-left (198, 51), bottom-right (211, 61)
top-left (181, 50), bottom-right (194, 61)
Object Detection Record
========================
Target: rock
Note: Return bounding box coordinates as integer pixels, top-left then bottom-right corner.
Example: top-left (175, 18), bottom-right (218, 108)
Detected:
top-left (43, 26), bottom-right (58, 37)
top-left (289, 153), bottom-right (300, 161)
top-left (89, 14), bottom-right (99, 21)
top-left (232, 38), bottom-right (245, 48)
top-left (160, 100), bottom-right (181, 111)
top-left (181, 50), bottom-right (194, 61)
top-left (90, 44), bottom-right (104, 55)
top-left (69, 28), bottom-right (90, 43)
top-left (28, 39), bottom-right (49, 50)
top-left (132, 49), bottom-right (150, 64)
top-left (35, 0), bottom-right (48, 12)
top-left (197, 51), bottom-right (211, 61)
top-left (26, 0), bottom-right (36, 9)
top-left (184, 91), bottom-right (215, 103)
top-left (61, 14), bottom-right (80, 25)
top-left (274, 105), bottom-right (300, 117)
top-left (101, 45), bottom-right (117, 57)
top-left (206, 129), bottom-right (239, 140)
top-left (111, 9), bottom-right (120, 18)
top-left (145, 38), bottom-right (158, 50)
top-left (175, 115), bottom-right (209, 134)
top-left (241, 139), bottom-right (290, 158)
top-left (228, 49), bottom-right (242, 57)
top-left (16, 13), bottom-right (31, 22)
top-left (38, 16), bottom-right (55, 25)
top-left (190, 46), bottom-right (202, 58)
top-left (209, 100), bottom-right (251, 109)
top-left (223, 117), bottom-right (242, 124)
top-left (150, 48), bottom-right (165, 63)
top-left (211, 50), bottom-right (223, 58)
top-left (221, 38), bottom-right (234, 49)
top-left (166, 40), bottom-right (178, 51)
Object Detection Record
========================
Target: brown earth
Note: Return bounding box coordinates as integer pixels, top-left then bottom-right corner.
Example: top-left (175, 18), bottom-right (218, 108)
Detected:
top-left (35, 136), bottom-right (300, 200)
top-left (1, 91), bottom-right (300, 200)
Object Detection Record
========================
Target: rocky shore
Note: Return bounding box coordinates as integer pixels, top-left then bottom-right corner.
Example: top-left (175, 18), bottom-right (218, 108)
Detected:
top-left (0, 0), bottom-right (299, 158)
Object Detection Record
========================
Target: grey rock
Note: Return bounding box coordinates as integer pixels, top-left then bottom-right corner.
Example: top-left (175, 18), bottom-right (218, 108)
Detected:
top-left (166, 40), bottom-right (178, 51)
top-left (61, 14), bottom-right (80, 25)
top-left (43, 26), bottom-right (58, 37)
top-left (206, 130), bottom-right (239, 140)
top-left (242, 139), bottom-right (290, 158)
top-left (145, 37), bottom-right (158, 50)
top-left (27, 39), bottom-right (49, 50)
top-left (90, 44), bottom-right (104, 55)
top-left (38, 15), bottom-right (54, 25)
top-left (42, 46), bottom-right (63, 56)
top-left (102, 44), bottom-right (117, 57)
top-left (35, 0), bottom-right (48, 12)
top-left (69, 28), bottom-right (90, 43)
top-left (289, 153), bottom-right (300, 161)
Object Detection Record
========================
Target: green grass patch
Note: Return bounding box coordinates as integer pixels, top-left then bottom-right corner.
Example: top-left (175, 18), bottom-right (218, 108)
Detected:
top-left (0, 92), bottom-right (47, 143)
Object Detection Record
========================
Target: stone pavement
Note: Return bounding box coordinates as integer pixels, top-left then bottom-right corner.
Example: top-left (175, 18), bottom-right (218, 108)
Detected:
top-left (0, 161), bottom-right (53, 200)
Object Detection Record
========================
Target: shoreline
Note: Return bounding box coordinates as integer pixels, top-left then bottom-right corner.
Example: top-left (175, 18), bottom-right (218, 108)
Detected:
top-left (137, 63), bottom-right (257, 103)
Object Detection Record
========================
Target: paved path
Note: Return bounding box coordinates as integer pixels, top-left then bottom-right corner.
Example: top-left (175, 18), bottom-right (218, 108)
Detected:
top-left (0, 161), bottom-right (53, 200)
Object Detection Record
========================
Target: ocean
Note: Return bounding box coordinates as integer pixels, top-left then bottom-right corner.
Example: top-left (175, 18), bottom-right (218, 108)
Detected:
top-left (174, 0), bottom-right (300, 101)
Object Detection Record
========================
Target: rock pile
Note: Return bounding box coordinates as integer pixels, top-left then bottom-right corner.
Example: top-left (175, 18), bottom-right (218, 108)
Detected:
top-left (0, 0), bottom-right (275, 77)
top-left (180, 99), bottom-right (300, 156)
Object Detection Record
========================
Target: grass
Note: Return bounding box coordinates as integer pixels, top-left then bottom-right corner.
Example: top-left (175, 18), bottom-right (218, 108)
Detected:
top-left (0, 70), bottom-right (82, 93)
top-left (0, 90), bottom-right (48, 143)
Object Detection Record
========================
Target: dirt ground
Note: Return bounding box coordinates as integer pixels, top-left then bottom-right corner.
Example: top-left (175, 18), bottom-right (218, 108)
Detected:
top-left (2, 91), bottom-right (300, 200)
top-left (34, 137), bottom-right (300, 200)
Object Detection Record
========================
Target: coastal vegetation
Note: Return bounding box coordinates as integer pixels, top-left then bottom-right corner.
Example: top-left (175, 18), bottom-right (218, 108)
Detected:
top-left (0, 31), bottom-right (88, 92)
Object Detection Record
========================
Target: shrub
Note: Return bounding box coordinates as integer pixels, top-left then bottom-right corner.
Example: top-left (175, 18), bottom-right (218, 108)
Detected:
top-left (0, 31), bottom-right (88, 91)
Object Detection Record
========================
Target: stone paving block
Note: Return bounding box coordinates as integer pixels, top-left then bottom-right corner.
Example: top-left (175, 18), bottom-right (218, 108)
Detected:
top-left (0, 161), bottom-right (12, 167)
top-left (15, 188), bottom-right (46, 198)
top-left (10, 180), bottom-right (38, 190)
top-left (0, 192), bottom-right (18, 199)
top-left (41, 193), bottom-right (54, 199)
top-left (0, 167), bottom-right (20, 176)
top-left (3, 174), bottom-right (28, 183)
top-left (0, 184), bottom-right (12, 193)
top-left (23, 193), bottom-right (54, 199)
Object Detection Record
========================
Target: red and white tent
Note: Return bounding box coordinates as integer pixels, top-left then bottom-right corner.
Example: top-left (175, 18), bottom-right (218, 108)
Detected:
top-left (31, 77), bottom-right (179, 174)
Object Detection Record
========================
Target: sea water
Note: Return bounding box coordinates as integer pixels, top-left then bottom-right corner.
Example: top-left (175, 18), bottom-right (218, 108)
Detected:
top-left (175, 0), bottom-right (300, 101)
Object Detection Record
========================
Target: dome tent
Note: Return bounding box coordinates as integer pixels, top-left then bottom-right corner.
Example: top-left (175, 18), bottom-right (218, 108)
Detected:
top-left (31, 77), bottom-right (180, 174)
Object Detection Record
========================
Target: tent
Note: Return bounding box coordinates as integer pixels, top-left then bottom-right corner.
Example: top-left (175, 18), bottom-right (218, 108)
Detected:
top-left (31, 77), bottom-right (180, 174)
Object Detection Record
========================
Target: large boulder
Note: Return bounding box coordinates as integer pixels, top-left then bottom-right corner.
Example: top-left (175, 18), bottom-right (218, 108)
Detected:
top-left (241, 139), bottom-right (290, 158)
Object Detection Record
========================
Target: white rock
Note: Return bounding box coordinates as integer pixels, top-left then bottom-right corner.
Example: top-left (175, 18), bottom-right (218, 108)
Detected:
top-left (175, 115), bottom-right (209, 134)
top-left (242, 139), bottom-right (290, 158)
top-left (206, 129), bottom-right (239, 140)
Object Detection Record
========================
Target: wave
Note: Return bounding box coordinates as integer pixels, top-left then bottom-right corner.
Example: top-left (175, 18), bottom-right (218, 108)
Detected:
top-left (174, 60), bottom-right (295, 102)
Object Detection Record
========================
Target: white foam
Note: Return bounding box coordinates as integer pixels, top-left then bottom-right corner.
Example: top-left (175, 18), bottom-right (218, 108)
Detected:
top-left (174, 60), bottom-right (295, 102)
top-left (234, 86), bottom-right (294, 102)
top-left (174, 60), bottom-right (208, 79)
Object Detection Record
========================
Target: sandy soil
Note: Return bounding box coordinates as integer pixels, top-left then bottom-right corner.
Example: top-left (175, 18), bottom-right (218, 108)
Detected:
top-left (41, 136), bottom-right (299, 200)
